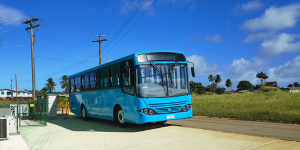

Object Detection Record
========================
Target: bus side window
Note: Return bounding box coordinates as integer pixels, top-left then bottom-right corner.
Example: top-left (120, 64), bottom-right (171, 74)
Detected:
top-left (109, 67), bottom-right (112, 87)
top-left (70, 78), bottom-right (75, 93)
top-left (85, 73), bottom-right (89, 90)
top-left (121, 60), bottom-right (134, 95)
top-left (75, 76), bottom-right (81, 92)
top-left (90, 72), bottom-right (97, 89)
top-left (104, 69), bottom-right (108, 88)
top-left (81, 75), bottom-right (85, 91)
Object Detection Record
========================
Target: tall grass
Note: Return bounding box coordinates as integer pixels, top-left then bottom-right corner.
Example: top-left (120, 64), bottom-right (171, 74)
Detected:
top-left (192, 90), bottom-right (300, 124)
top-left (0, 98), bottom-right (29, 107)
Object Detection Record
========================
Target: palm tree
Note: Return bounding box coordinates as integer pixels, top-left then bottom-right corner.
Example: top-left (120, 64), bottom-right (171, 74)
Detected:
top-left (208, 74), bottom-right (214, 85)
top-left (256, 71), bottom-right (264, 85)
top-left (225, 79), bottom-right (232, 91)
top-left (215, 74), bottom-right (222, 87)
top-left (40, 87), bottom-right (48, 95)
top-left (45, 78), bottom-right (57, 93)
top-left (262, 73), bottom-right (268, 85)
top-left (60, 75), bottom-right (69, 93)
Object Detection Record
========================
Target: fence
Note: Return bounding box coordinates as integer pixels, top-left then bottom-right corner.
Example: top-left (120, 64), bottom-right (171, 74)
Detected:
top-left (0, 99), bottom-right (48, 132)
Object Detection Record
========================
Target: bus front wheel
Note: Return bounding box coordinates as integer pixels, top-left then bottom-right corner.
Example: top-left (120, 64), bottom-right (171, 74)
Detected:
top-left (115, 107), bottom-right (127, 127)
top-left (81, 106), bottom-right (88, 121)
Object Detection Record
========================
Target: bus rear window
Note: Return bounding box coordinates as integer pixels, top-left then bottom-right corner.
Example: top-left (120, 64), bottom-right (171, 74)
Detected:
top-left (137, 53), bottom-right (186, 62)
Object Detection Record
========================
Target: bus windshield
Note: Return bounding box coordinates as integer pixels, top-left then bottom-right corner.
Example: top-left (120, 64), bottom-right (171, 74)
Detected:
top-left (136, 63), bottom-right (190, 98)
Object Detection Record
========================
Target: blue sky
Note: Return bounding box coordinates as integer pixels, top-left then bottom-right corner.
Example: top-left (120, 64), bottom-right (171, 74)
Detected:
top-left (0, 0), bottom-right (299, 92)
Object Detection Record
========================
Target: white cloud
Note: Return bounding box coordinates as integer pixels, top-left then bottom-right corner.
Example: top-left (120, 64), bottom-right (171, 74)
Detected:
top-left (122, 0), bottom-right (155, 14)
top-left (204, 34), bottom-right (223, 44)
top-left (241, 3), bottom-right (300, 31)
top-left (267, 55), bottom-right (300, 84)
top-left (260, 33), bottom-right (300, 56)
top-left (241, 0), bottom-right (265, 11)
top-left (224, 57), bottom-right (270, 86)
top-left (186, 55), bottom-right (218, 77)
top-left (0, 4), bottom-right (26, 25)
top-left (243, 32), bottom-right (275, 43)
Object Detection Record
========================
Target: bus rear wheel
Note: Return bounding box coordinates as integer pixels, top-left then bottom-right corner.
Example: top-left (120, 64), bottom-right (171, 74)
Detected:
top-left (115, 107), bottom-right (127, 127)
top-left (81, 106), bottom-right (88, 121)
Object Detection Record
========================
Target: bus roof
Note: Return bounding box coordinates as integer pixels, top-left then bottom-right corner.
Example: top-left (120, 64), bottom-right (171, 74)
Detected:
top-left (69, 50), bottom-right (184, 78)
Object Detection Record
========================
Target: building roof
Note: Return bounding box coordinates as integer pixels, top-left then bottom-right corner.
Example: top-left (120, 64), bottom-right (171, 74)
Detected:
top-left (0, 89), bottom-right (31, 93)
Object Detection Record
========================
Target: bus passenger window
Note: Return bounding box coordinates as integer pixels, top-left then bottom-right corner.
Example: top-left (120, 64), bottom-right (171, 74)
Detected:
top-left (109, 67), bottom-right (112, 87)
top-left (75, 76), bottom-right (81, 92)
top-left (70, 78), bottom-right (75, 93)
top-left (81, 75), bottom-right (85, 91)
top-left (90, 72), bottom-right (97, 89)
top-left (85, 73), bottom-right (89, 90)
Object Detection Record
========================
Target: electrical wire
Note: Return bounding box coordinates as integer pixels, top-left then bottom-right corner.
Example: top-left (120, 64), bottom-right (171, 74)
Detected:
top-left (93, 0), bottom-right (108, 33)
top-left (35, 55), bottom-right (98, 64)
top-left (101, 0), bottom-right (122, 33)
top-left (103, 0), bottom-right (156, 58)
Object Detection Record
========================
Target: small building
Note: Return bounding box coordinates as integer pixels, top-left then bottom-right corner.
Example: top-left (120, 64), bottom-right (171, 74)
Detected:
top-left (285, 87), bottom-right (300, 93)
top-left (0, 89), bottom-right (32, 99)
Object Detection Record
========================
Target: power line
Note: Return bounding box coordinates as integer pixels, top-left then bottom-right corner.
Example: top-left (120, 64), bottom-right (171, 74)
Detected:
top-left (101, 0), bottom-right (122, 33)
top-left (102, 0), bottom-right (147, 51)
top-left (93, 0), bottom-right (108, 33)
top-left (103, 0), bottom-right (156, 58)
top-left (35, 55), bottom-right (98, 64)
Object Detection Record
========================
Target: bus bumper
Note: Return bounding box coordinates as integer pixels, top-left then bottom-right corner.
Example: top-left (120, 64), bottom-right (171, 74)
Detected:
top-left (137, 108), bottom-right (193, 124)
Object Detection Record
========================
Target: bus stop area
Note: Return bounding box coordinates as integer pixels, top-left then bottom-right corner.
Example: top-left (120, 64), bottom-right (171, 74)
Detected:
top-left (1, 113), bottom-right (299, 150)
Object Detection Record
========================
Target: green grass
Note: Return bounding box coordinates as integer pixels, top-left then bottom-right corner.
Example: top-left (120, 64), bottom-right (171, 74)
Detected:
top-left (192, 90), bottom-right (300, 124)
top-left (0, 98), bottom-right (29, 107)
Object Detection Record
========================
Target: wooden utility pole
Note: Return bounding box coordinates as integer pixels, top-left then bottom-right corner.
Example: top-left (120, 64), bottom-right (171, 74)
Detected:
top-left (23, 15), bottom-right (41, 101)
top-left (13, 74), bottom-right (19, 100)
top-left (91, 33), bottom-right (108, 65)
top-left (10, 79), bottom-right (12, 100)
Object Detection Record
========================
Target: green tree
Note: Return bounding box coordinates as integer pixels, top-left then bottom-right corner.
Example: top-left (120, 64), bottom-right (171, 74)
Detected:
top-left (215, 87), bottom-right (226, 94)
top-left (293, 82), bottom-right (300, 87)
top-left (262, 73), bottom-right (268, 85)
top-left (214, 74), bottom-right (222, 87)
top-left (237, 80), bottom-right (254, 91)
top-left (60, 75), bottom-right (69, 93)
top-left (225, 79), bottom-right (232, 91)
top-left (256, 71), bottom-right (264, 85)
top-left (287, 84), bottom-right (293, 87)
top-left (45, 78), bottom-right (57, 93)
top-left (208, 74), bottom-right (214, 85)
top-left (40, 87), bottom-right (48, 95)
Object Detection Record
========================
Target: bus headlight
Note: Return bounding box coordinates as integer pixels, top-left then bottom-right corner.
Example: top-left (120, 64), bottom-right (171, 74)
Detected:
top-left (180, 104), bottom-right (192, 112)
top-left (139, 108), bottom-right (157, 115)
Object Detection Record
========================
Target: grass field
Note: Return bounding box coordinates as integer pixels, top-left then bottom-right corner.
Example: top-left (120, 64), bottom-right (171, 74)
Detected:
top-left (192, 89), bottom-right (300, 124)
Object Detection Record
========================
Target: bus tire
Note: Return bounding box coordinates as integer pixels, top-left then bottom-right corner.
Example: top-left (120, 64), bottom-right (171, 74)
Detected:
top-left (156, 121), bottom-right (167, 125)
top-left (115, 107), bottom-right (127, 127)
top-left (81, 105), bottom-right (88, 121)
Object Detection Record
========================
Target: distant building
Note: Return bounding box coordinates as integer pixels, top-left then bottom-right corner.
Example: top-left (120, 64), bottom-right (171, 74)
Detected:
top-left (0, 89), bottom-right (32, 99)
top-left (285, 87), bottom-right (300, 93)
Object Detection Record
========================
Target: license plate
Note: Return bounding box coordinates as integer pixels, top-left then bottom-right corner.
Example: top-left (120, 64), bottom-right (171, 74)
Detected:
top-left (167, 115), bottom-right (175, 119)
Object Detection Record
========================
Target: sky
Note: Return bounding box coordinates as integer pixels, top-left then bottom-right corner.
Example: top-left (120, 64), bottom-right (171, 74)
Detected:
top-left (0, 0), bottom-right (299, 92)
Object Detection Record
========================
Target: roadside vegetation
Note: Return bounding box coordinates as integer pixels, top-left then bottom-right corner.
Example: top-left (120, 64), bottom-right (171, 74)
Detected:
top-left (192, 86), bottom-right (300, 124)
top-left (190, 72), bottom-right (300, 124)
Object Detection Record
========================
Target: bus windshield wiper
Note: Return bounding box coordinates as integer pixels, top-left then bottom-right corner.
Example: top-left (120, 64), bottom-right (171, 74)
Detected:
top-left (150, 62), bottom-right (163, 78)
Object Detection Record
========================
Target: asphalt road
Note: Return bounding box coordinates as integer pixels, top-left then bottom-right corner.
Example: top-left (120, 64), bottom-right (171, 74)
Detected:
top-left (167, 116), bottom-right (300, 141)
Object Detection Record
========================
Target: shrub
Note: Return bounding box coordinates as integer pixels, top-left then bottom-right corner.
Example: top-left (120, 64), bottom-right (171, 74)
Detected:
top-left (215, 87), bottom-right (226, 94)
top-left (189, 81), bottom-right (203, 93)
top-left (237, 80), bottom-right (254, 91)
top-left (280, 87), bottom-right (288, 92)
top-left (206, 82), bottom-right (217, 92)
top-left (258, 86), bottom-right (281, 92)
top-left (255, 84), bottom-right (262, 90)
top-left (196, 85), bottom-right (206, 95)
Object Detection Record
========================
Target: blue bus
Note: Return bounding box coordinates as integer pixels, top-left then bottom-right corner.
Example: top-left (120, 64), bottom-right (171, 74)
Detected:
top-left (69, 51), bottom-right (195, 127)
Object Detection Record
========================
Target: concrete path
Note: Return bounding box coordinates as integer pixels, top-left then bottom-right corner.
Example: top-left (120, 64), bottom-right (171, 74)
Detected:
top-left (167, 116), bottom-right (300, 141)
top-left (0, 134), bottom-right (30, 150)
top-left (16, 115), bottom-right (300, 150)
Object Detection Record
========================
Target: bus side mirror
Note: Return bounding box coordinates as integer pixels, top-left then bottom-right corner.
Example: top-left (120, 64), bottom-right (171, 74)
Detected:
top-left (124, 62), bottom-right (129, 77)
top-left (191, 67), bottom-right (195, 77)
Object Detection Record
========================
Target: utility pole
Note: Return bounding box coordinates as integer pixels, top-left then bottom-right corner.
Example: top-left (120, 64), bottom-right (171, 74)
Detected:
top-left (23, 15), bottom-right (41, 101)
top-left (13, 74), bottom-right (19, 100)
top-left (91, 33), bottom-right (108, 65)
top-left (10, 79), bottom-right (12, 101)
